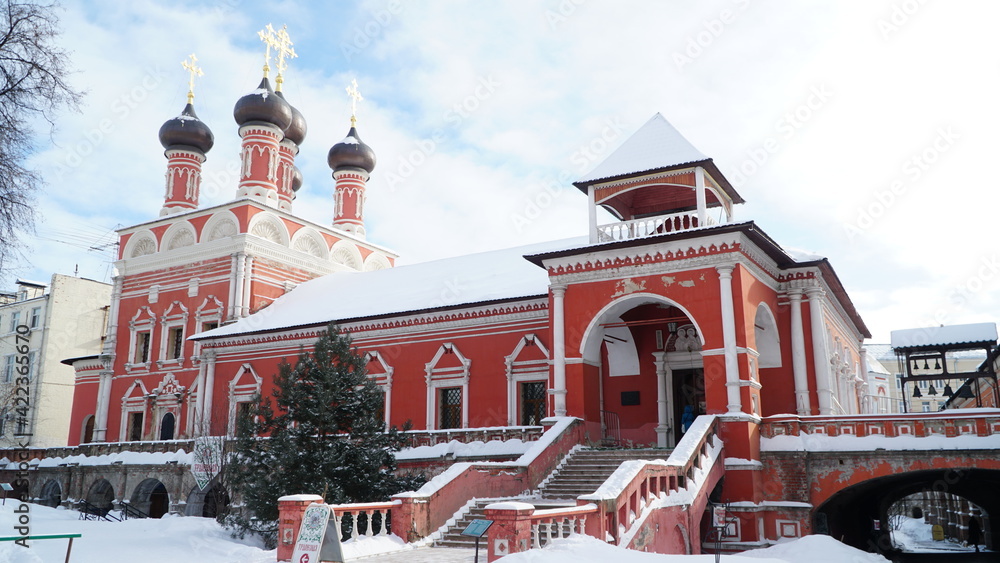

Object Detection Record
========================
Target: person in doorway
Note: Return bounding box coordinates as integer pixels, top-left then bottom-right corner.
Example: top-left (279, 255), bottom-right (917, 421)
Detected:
top-left (968, 516), bottom-right (982, 553)
top-left (681, 405), bottom-right (695, 433)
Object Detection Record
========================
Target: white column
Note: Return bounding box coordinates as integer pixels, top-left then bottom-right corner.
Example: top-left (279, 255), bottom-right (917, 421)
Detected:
top-left (653, 352), bottom-right (674, 448)
top-left (201, 351), bottom-right (217, 432)
top-left (588, 186), bottom-right (598, 243)
top-left (505, 359), bottom-right (516, 426)
top-left (788, 290), bottom-right (810, 415)
top-left (230, 253), bottom-right (243, 319)
top-left (551, 284), bottom-right (568, 417)
top-left (807, 287), bottom-right (834, 415)
top-left (241, 254), bottom-right (254, 317)
top-left (716, 264), bottom-right (742, 413)
top-left (94, 370), bottom-right (113, 442)
top-left (101, 275), bottom-right (123, 357)
top-left (461, 380), bottom-right (469, 428)
top-left (425, 371), bottom-right (435, 430)
top-left (194, 358), bottom-right (208, 436)
top-left (695, 166), bottom-right (707, 225)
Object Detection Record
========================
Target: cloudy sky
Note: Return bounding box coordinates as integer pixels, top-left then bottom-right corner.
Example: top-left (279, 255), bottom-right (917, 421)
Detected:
top-left (10, 0), bottom-right (1000, 343)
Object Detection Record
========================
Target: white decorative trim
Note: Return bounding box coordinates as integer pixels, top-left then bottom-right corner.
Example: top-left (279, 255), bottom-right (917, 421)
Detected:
top-left (504, 334), bottom-right (550, 425)
top-left (227, 364), bottom-right (262, 436)
top-left (425, 343), bottom-right (472, 430)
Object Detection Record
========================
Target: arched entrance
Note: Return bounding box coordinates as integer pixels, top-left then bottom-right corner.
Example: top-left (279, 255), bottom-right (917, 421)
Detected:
top-left (37, 480), bottom-right (62, 508)
top-left (86, 479), bottom-right (115, 514)
top-left (580, 293), bottom-right (705, 447)
top-left (131, 478), bottom-right (170, 518)
top-left (816, 468), bottom-right (1000, 554)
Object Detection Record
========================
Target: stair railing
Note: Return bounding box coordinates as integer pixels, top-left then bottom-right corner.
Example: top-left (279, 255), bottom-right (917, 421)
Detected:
top-left (76, 500), bottom-right (120, 522)
top-left (120, 503), bottom-right (149, 520)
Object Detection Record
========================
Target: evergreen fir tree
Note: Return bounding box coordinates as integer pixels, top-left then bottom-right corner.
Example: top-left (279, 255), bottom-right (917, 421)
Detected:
top-left (226, 323), bottom-right (422, 546)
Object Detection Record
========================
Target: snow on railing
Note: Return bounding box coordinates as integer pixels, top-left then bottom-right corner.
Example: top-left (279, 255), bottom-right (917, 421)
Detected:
top-left (578, 415), bottom-right (722, 546)
top-left (761, 410), bottom-right (1000, 441)
top-left (596, 211), bottom-right (717, 243)
top-left (529, 504), bottom-right (597, 549)
top-left (328, 500), bottom-right (398, 541)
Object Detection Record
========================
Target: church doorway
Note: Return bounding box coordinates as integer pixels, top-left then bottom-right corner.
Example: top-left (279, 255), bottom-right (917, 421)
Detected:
top-left (581, 295), bottom-right (704, 448)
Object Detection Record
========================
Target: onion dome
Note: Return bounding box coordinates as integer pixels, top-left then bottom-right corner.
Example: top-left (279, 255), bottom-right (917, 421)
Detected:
top-left (158, 103), bottom-right (214, 153)
top-left (291, 165), bottom-right (303, 192)
top-left (327, 126), bottom-right (376, 174)
top-left (233, 77), bottom-right (292, 131)
top-left (274, 91), bottom-right (307, 146)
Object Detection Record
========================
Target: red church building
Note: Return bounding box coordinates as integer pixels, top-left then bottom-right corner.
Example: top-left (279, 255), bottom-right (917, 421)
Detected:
top-left (62, 49), bottom-right (887, 554)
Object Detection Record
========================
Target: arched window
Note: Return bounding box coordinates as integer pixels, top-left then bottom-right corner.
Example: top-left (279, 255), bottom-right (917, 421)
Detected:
top-left (159, 412), bottom-right (175, 440)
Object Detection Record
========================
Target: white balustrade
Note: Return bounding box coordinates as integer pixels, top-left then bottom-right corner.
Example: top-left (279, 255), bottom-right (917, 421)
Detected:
top-left (596, 212), bottom-right (717, 243)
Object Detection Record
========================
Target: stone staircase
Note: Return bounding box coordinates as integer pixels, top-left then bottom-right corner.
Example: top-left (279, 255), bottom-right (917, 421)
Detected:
top-left (434, 447), bottom-right (671, 547)
top-left (538, 448), bottom-right (671, 499)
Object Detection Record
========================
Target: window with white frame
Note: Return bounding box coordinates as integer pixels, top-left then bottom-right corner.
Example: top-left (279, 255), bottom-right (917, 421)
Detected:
top-left (193, 296), bottom-right (224, 363)
top-left (29, 307), bottom-right (40, 329)
top-left (134, 331), bottom-right (151, 363)
top-left (504, 334), bottom-right (550, 427)
top-left (424, 343), bottom-right (471, 430)
top-left (9, 311), bottom-right (20, 332)
top-left (364, 351), bottom-right (393, 426)
top-left (227, 364), bottom-right (262, 436)
top-left (128, 307), bottom-right (155, 369)
top-left (166, 326), bottom-right (184, 360)
top-left (159, 302), bottom-right (189, 365)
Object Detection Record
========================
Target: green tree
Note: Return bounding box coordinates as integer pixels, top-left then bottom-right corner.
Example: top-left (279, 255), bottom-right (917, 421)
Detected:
top-left (226, 323), bottom-right (422, 546)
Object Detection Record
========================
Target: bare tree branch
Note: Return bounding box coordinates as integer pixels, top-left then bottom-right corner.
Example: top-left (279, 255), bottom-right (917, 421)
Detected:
top-left (0, 0), bottom-right (83, 275)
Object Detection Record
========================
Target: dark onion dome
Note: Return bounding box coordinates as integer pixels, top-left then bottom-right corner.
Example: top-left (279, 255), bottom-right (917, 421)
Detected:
top-left (274, 91), bottom-right (307, 146)
top-left (158, 103), bottom-right (214, 153)
top-left (327, 126), bottom-right (376, 174)
top-left (233, 77), bottom-right (292, 131)
top-left (291, 165), bottom-right (303, 192)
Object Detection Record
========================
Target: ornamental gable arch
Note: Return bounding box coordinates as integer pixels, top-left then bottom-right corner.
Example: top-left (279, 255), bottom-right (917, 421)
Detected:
top-left (247, 211), bottom-right (289, 246)
top-left (162, 221), bottom-right (197, 251)
top-left (330, 240), bottom-right (363, 270)
top-left (202, 210), bottom-right (240, 243)
top-left (363, 252), bottom-right (391, 271)
top-left (124, 230), bottom-right (158, 258)
top-left (290, 227), bottom-right (328, 259)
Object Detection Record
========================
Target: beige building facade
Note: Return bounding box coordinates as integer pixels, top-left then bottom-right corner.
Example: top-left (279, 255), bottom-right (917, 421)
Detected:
top-left (0, 275), bottom-right (111, 448)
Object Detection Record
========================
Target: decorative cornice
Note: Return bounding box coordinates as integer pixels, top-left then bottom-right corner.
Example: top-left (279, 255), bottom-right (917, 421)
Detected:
top-left (201, 298), bottom-right (550, 353)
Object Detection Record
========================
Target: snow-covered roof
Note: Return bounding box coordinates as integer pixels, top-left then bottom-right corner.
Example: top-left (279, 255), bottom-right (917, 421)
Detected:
top-left (865, 355), bottom-right (891, 375)
top-left (576, 113), bottom-right (708, 184)
top-left (890, 322), bottom-right (998, 350)
top-left (195, 237), bottom-right (586, 339)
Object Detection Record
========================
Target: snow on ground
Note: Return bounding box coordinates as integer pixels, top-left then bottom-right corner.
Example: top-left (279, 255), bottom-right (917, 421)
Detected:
top-left (0, 502), bottom-right (273, 562)
top-left (891, 516), bottom-right (976, 553)
top-left (497, 534), bottom-right (891, 563)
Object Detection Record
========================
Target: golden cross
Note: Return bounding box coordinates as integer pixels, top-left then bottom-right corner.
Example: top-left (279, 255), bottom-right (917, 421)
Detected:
top-left (346, 79), bottom-right (363, 126)
top-left (181, 54), bottom-right (203, 104)
top-left (258, 23), bottom-right (279, 78)
top-left (273, 25), bottom-right (297, 92)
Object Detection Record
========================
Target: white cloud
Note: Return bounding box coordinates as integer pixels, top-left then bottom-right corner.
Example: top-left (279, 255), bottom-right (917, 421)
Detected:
top-left (8, 0), bottom-right (1000, 343)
